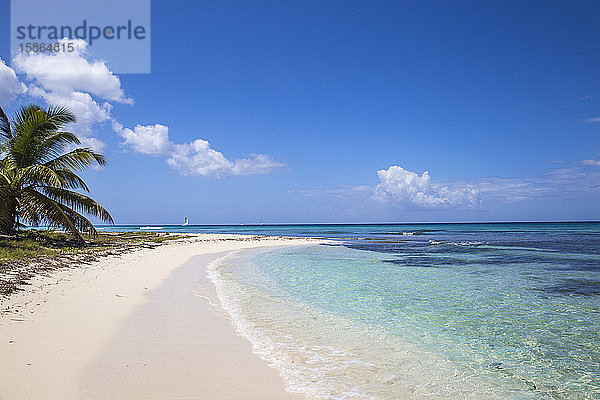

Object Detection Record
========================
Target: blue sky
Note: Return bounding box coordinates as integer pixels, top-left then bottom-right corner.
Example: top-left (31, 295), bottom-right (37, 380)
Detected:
top-left (1, 1), bottom-right (599, 224)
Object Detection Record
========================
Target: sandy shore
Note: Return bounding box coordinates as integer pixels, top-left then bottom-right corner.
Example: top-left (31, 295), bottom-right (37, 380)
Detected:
top-left (0, 234), bottom-right (321, 399)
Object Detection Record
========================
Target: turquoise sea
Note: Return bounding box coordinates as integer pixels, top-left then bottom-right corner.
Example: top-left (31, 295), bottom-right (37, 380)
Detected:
top-left (103, 222), bottom-right (600, 399)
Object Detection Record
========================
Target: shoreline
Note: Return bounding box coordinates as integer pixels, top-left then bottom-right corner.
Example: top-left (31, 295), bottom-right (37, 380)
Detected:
top-left (0, 234), bottom-right (323, 399)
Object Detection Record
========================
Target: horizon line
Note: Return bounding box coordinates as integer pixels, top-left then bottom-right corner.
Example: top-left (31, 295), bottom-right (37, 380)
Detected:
top-left (92, 220), bottom-right (600, 227)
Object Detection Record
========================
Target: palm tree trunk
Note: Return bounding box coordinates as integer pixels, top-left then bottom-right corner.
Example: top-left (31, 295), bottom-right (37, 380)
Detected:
top-left (0, 198), bottom-right (17, 236)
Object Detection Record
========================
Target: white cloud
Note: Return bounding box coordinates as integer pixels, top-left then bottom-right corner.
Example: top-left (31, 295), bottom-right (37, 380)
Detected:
top-left (13, 39), bottom-right (131, 104)
top-left (6, 38), bottom-right (283, 178)
top-left (374, 165), bottom-right (480, 209)
top-left (166, 139), bottom-right (284, 178)
top-left (0, 59), bottom-right (26, 106)
top-left (9, 39), bottom-right (133, 150)
top-left (117, 123), bottom-right (173, 155)
top-left (294, 164), bottom-right (600, 211)
top-left (585, 117), bottom-right (600, 123)
top-left (583, 159), bottom-right (600, 167)
top-left (115, 123), bottom-right (285, 177)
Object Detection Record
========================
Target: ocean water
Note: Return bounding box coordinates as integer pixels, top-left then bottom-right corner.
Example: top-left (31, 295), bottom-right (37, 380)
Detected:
top-left (103, 222), bottom-right (600, 398)
top-left (201, 223), bottom-right (598, 399)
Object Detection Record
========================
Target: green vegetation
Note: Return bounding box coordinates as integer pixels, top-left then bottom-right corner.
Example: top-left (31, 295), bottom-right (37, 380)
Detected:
top-left (0, 105), bottom-right (113, 243)
top-left (0, 230), bottom-right (188, 263)
top-left (0, 235), bottom-right (58, 261)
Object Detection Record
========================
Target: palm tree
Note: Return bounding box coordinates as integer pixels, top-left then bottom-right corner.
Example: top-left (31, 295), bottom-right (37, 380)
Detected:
top-left (0, 105), bottom-right (113, 243)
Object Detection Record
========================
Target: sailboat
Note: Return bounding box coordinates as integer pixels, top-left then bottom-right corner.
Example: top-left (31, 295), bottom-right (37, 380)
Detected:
top-left (183, 217), bottom-right (189, 226)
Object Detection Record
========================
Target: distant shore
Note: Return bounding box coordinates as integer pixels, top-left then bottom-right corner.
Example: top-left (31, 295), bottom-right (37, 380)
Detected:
top-left (0, 233), bottom-right (322, 399)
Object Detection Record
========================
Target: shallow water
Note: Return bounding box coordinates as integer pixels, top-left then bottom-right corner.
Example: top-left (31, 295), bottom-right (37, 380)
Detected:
top-left (206, 223), bottom-right (600, 399)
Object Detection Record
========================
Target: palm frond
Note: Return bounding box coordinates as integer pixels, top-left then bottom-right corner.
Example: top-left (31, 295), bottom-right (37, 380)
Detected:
top-left (0, 160), bottom-right (13, 185)
top-left (1, 103), bottom-right (112, 240)
top-left (37, 131), bottom-right (82, 163)
top-left (58, 205), bottom-right (98, 236)
top-left (0, 106), bottom-right (11, 144)
top-left (45, 106), bottom-right (76, 128)
top-left (20, 188), bottom-right (85, 242)
top-left (53, 169), bottom-right (90, 191)
top-left (40, 186), bottom-right (114, 223)
top-left (11, 106), bottom-right (56, 167)
top-left (45, 147), bottom-right (106, 171)
top-left (20, 164), bottom-right (65, 188)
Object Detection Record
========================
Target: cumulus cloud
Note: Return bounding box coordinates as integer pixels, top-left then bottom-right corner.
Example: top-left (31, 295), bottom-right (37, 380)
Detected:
top-left (374, 166), bottom-right (481, 209)
top-left (115, 123), bottom-right (284, 177)
top-left (292, 166), bottom-right (482, 209)
top-left (13, 39), bottom-right (132, 104)
top-left (294, 163), bottom-right (600, 211)
top-left (163, 137), bottom-right (283, 178)
top-left (116, 123), bottom-right (173, 155)
top-left (0, 59), bottom-right (26, 105)
top-left (4, 38), bottom-right (283, 178)
top-left (9, 39), bottom-right (133, 150)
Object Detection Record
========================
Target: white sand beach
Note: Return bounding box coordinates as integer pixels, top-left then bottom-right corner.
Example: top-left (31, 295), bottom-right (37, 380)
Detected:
top-left (0, 234), bottom-right (320, 399)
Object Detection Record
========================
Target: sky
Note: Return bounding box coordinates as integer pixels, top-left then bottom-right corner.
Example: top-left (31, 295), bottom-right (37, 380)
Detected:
top-left (1, 0), bottom-right (599, 224)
